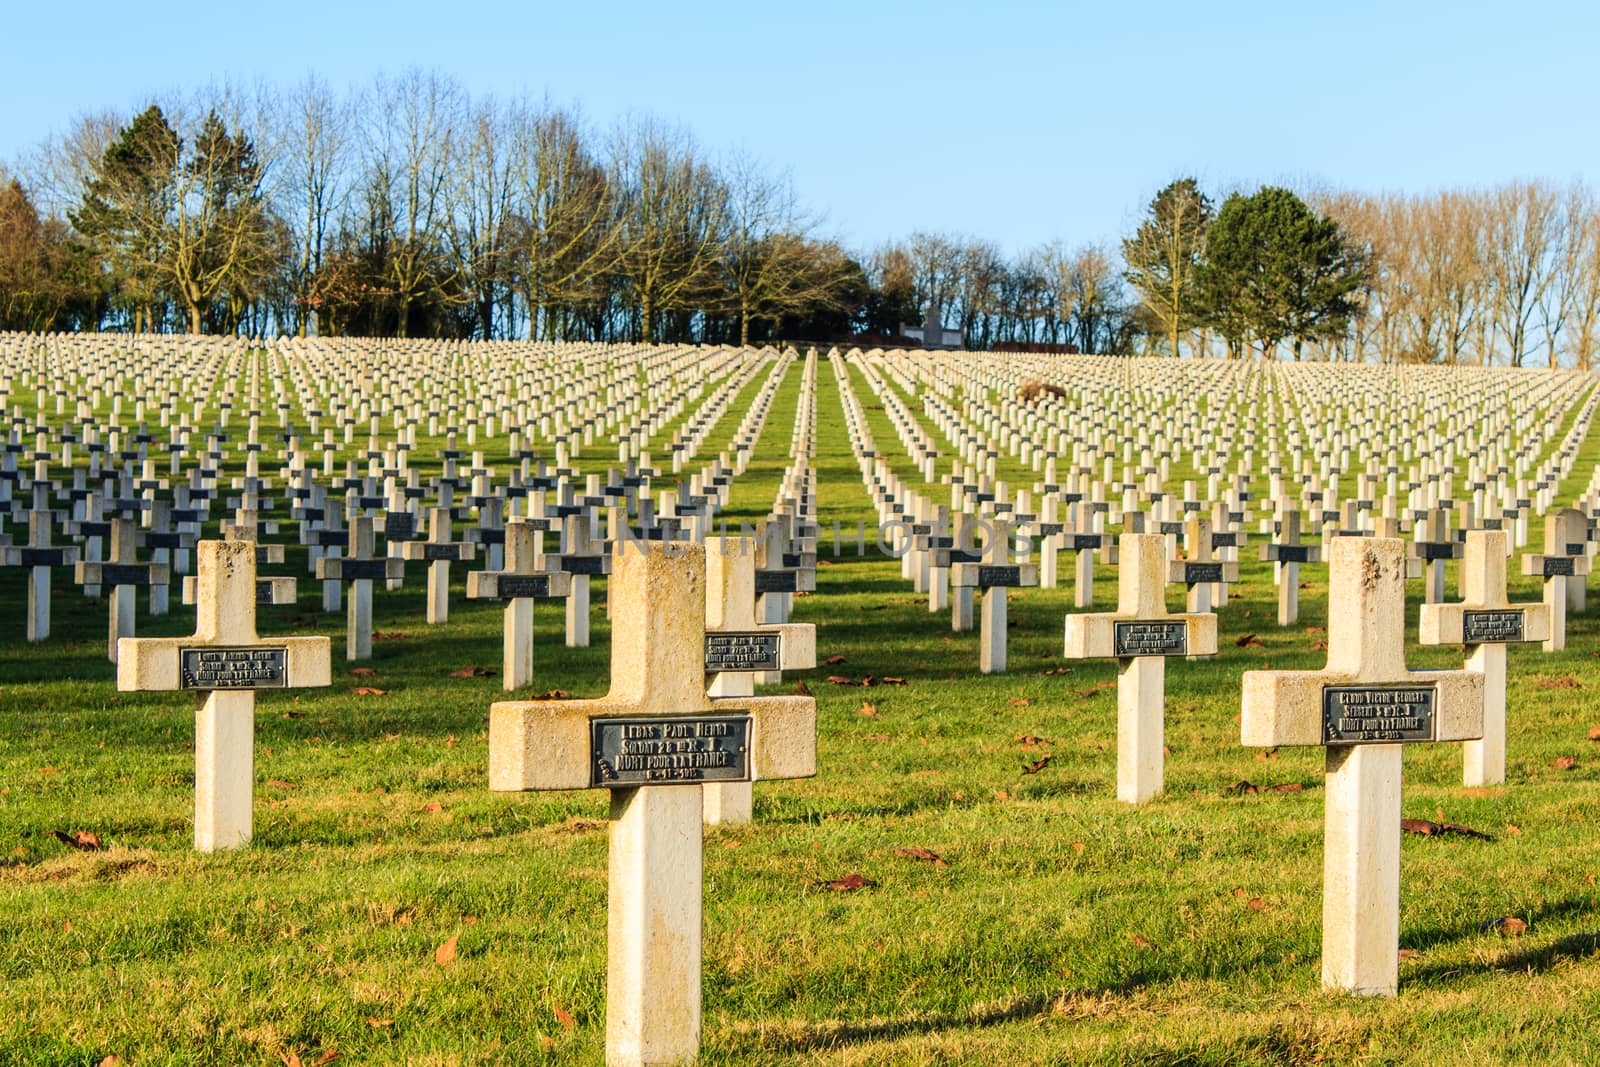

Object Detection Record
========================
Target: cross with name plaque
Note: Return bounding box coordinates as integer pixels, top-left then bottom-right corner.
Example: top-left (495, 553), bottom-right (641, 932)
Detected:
top-left (702, 536), bottom-right (816, 824)
top-left (466, 518), bottom-right (572, 690)
top-left (1260, 508), bottom-right (1321, 625)
top-left (74, 516), bottom-right (169, 664)
top-left (1, 510), bottom-right (80, 641)
top-left (1421, 529), bottom-right (1550, 786)
top-left (950, 517), bottom-right (1037, 673)
top-left (1241, 536), bottom-right (1484, 997)
top-left (1063, 533), bottom-right (1218, 803)
top-left (316, 517), bottom-right (406, 660)
top-left (489, 541), bottom-right (816, 1067)
top-left (1520, 507), bottom-right (1591, 652)
top-left (118, 539), bottom-right (332, 852)
top-left (401, 506), bottom-right (476, 624)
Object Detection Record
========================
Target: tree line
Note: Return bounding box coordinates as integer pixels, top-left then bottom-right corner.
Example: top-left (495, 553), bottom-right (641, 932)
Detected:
top-left (0, 72), bottom-right (1596, 365)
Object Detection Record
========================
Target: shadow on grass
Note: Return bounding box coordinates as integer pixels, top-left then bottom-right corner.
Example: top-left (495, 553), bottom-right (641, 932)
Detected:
top-left (1407, 896), bottom-right (1600, 982)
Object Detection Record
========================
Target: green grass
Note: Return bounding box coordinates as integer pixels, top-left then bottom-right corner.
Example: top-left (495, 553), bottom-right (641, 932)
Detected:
top-left (2, 353), bottom-right (1600, 1066)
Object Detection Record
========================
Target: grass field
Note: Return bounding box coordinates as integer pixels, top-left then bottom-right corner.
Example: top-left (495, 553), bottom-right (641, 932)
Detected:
top-left (3, 354), bottom-right (1599, 1066)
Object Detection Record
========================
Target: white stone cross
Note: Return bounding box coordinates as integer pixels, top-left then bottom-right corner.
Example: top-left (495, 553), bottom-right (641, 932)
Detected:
top-left (401, 506), bottom-right (476, 624)
top-left (316, 516), bottom-right (406, 660)
top-left (0, 509), bottom-right (80, 641)
top-left (1520, 507), bottom-right (1591, 652)
top-left (490, 541), bottom-right (815, 1067)
top-left (1260, 508), bottom-right (1320, 626)
top-left (951, 517), bottom-right (1037, 673)
top-left (1421, 529), bottom-right (1550, 786)
top-left (118, 539), bottom-right (331, 852)
top-left (1063, 533), bottom-right (1217, 803)
top-left (1241, 536), bottom-right (1484, 997)
top-left (466, 518), bottom-right (571, 690)
top-left (702, 536), bottom-right (816, 824)
top-left (74, 516), bottom-right (170, 664)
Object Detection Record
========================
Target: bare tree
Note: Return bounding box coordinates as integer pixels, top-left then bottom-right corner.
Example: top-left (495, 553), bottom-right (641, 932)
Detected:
top-left (279, 74), bottom-right (350, 335)
top-left (1486, 180), bottom-right (1558, 367)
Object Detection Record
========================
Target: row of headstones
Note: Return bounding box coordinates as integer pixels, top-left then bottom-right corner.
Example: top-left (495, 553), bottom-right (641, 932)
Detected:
top-left (115, 529), bottom-right (1538, 1063)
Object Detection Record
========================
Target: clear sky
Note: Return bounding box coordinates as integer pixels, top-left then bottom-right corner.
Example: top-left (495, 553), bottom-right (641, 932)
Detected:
top-left (4, 0), bottom-right (1597, 256)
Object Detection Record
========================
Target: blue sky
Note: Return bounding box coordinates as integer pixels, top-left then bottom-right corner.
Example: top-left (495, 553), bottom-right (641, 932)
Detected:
top-left (3, 1), bottom-right (1596, 255)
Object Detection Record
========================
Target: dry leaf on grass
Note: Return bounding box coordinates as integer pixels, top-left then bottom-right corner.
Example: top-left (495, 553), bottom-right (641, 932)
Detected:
top-left (553, 1005), bottom-right (576, 1030)
top-left (857, 702), bottom-right (877, 717)
top-left (1008, 697), bottom-right (1032, 707)
top-left (1021, 755), bottom-right (1053, 775)
top-left (353, 687), bottom-right (386, 696)
top-left (1398, 948), bottom-right (1423, 961)
top-left (424, 802), bottom-right (444, 814)
top-left (1587, 725), bottom-right (1600, 741)
top-left (818, 873), bottom-right (875, 891)
top-left (1130, 933), bottom-right (1154, 950)
top-left (534, 690), bottom-right (571, 700)
top-left (449, 666), bottom-right (494, 678)
top-left (1536, 676), bottom-right (1581, 690)
top-left (434, 935), bottom-right (459, 965)
top-left (880, 676), bottom-right (908, 686)
top-left (1235, 633), bottom-right (1265, 648)
top-left (824, 655), bottom-right (847, 665)
top-left (1481, 915), bottom-right (1528, 937)
top-left (53, 829), bottom-right (102, 851)
top-left (365, 1018), bottom-right (393, 1029)
top-left (350, 667), bottom-right (378, 677)
top-left (1015, 734), bottom-right (1050, 748)
top-left (1401, 818), bottom-right (1491, 840)
top-left (894, 846), bottom-right (948, 866)
top-left (826, 675), bottom-right (858, 686)
top-left (792, 681), bottom-right (811, 695)
top-left (1553, 755), bottom-right (1578, 770)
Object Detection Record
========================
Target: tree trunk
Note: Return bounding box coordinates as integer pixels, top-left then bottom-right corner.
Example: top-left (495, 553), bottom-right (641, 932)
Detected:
top-left (639, 294), bottom-right (653, 343)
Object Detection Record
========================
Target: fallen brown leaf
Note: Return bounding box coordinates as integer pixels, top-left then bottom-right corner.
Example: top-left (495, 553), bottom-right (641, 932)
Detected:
top-left (1255, 748), bottom-right (1279, 760)
top-left (350, 667), bottom-right (378, 677)
top-left (1401, 818), bottom-right (1492, 840)
top-left (1038, 666), bottom-right (1072, 676)
top-left (534, 690), bottom-right (572, 700)
top-left (1482, 915), bottom-right (1528, 937)
top-left (1398, 948), bottom-right (1423, 961)
top-left (313, 1053), bottom-right (339, 1067)
top-left (881, 676), bottom-right (908, 685)
top-left (279, 1053), bottom-right (303, 1067)
top-left (1224, 780), bottom-right (1260, 796)
top-left (353, 687), bottom-right (386, 696)
top-left (265, 779), bottom-right (296, 790)
top-left (1536, 675), bottom-right (1581, 690)
top-left (53, 830), bottom-right (102, 851)
top-left (865, 732), bottom-right (890, 741)
top-left (857, 702), bottom-right (878, 717)
top-left (1021, 755), bottom-right (1053, 775)
top-left (1235, 633), bottom-right (1265, 648)
top-left (1588, 725), bottom-right (1600, 741)
top-left (1270, 782), bottom-right (1304, 793)
top-left (1553, 755), bottom-right (1578, 770)
top-left (1506, 824), bottom-right (1522, 836)
top-left (365, 1018), bottom-right (393, 1029)
top-left (553, 1004), bottom-right (576, 1030)
top-left (1015, 734), bottom-right (1051, 748)
top-left (424, 801), bottom-right (444, 814)
top-left (1008, 697), bottom-right (1032, 707)
top-left (97, 1058), bottom-right (121, 1067)
top-left (434, 935), bottom-right (459, 965)
top-left (449, 666), bottom-right (494, 678)
top-left (1130, 933), bottom-right (1154, 950)
top-left (824, 654), bottom-right (847, 665)
top-left (894, 846), bottom-right (948, 867)
top-left (826, 675), bottom-right (858, 686)
top-left (793, 681), bottom-right (811, 695)
top-left (818, 873), bottom-right (875, 891)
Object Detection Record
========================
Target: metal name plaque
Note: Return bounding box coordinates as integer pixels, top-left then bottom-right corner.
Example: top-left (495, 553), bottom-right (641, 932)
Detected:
top-left (1185, 562), bottom-right (1224, 584)
top-left (1322, 685), bottom-right (1436, 744)
top-left (422, 544), bottom-right (461, 562)
top-left (977, 565), bottom-right (1022, 587)
top-left (591, 714), bottom-right (752, 787)
top-left (705, 632), bottom-right (782, 672)
top-left (755, 570), bottom-right (799, 593)
top-left (180, 646), bottom-right (288, 690)
top-left (1113, 620), bottom-right (1188, 657)
top-left (1462, 609), bottom-right (1525, 644)
top-left (496, 575), bottom-right (551, 599)
top-left (1544, 557), bottom-right (1576, 577)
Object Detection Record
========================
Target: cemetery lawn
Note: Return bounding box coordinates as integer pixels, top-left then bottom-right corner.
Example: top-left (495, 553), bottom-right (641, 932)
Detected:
top-left (2, 358), bottom-right (1599, 1066)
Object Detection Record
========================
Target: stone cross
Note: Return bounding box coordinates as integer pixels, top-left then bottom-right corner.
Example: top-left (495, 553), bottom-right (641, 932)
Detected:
top-left (489, 542), bottom-right (816, 1066)
top-left (1241, 536), bottom-right (1484, 997)
top-left (555, 510), bottom-right (607, 648)
top-left (1, 510), bottom-right (80, 641)
top-left (950, 517), bottom-right (1037, 673)
top-left (1520, 507), bottom-right (1591, 652)
top-left (1063, 533), bottom-right (1218, 803)
top-left (401, 506), bottom-right (476, 624)
top-left (118, 539), bottom-right (332, 851)
top-left (466, 518), bottom-right (571, 690)
top-left (1420, 529), bottom-right (1550, 786)
top-left (702, 536), bottom-right (816, 824)
top-left (1260, 508), bottom-right (1320, 626)
top-left (316, 516), bottom-right (405, 660)
top-left (74, 516), bottom-right (169, 664)
top-left (1409, 508), bottom-right (1460, 604)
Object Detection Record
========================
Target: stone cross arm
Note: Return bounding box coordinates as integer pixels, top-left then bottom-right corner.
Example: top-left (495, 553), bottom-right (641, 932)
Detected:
top-left (318, 556), bottom-right (406, 583)
top-left (490, 695), bottom-right (816, 792)
top-left (467, 569), bottom-right (574, 600)
top-left (1064, 610), bottom-right (1217, 659)
top-left (119, 632), bottom-right (331, 692)
top-left (1241, 669), bottom-right (1483, 747)
top-left (1521, 554), bottom-right (1591, 579)
top-left (705, 623), bottom-right (815, 674)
